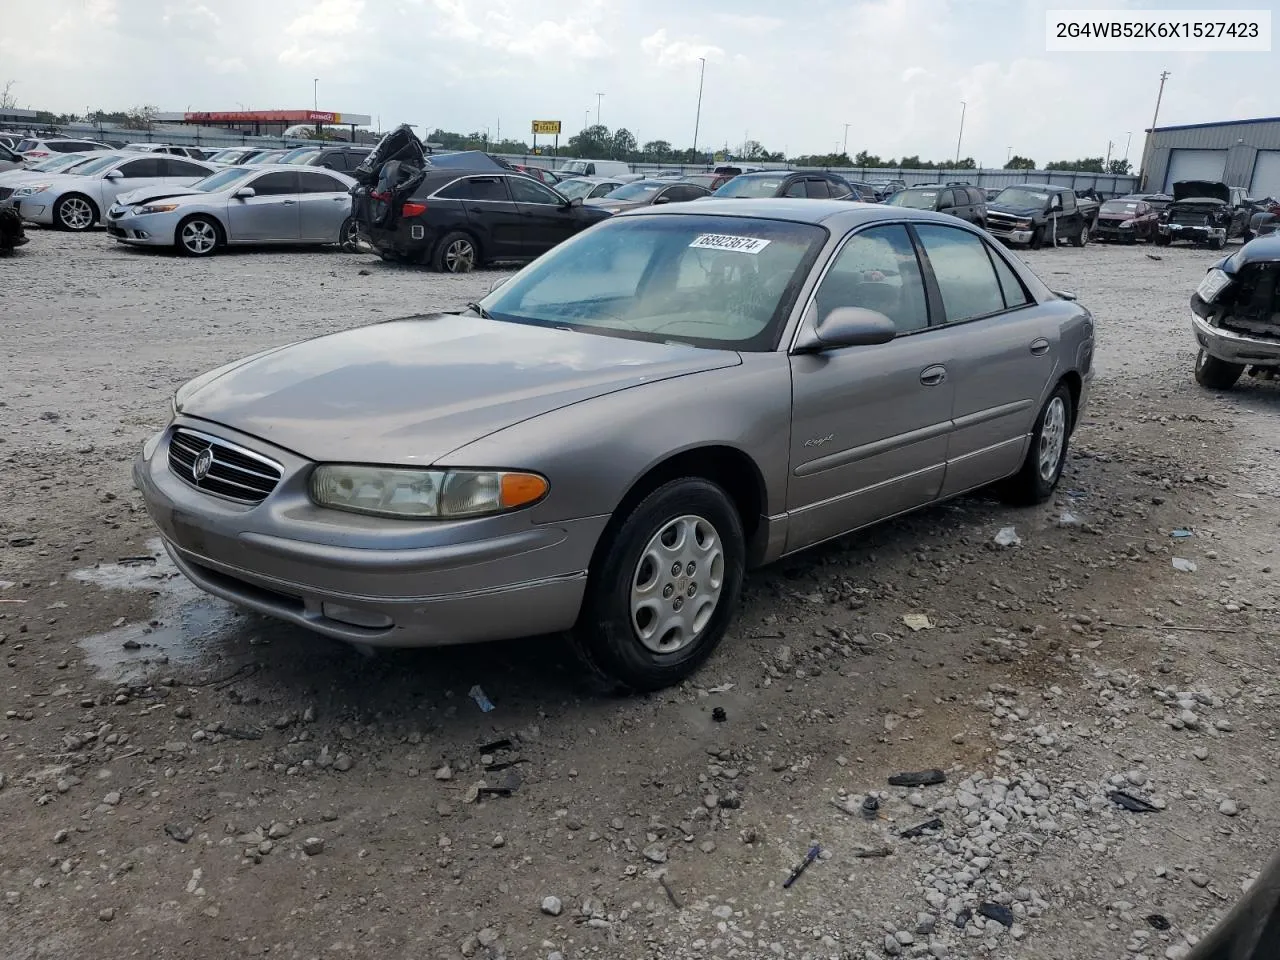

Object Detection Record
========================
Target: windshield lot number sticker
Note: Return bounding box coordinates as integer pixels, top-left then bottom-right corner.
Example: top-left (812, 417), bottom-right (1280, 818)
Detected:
top-left (689, 234), bottom-right (771, 254)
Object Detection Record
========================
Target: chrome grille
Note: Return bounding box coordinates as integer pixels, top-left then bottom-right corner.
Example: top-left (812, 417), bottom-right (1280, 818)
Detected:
top-left (167, 428), bottom-right (282, 504)
top-left (986, 212), bottom-right (1022, 230)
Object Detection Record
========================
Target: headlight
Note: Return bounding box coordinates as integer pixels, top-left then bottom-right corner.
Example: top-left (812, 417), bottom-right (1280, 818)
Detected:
top-left (1195, 268), bottom-right (1232, 303)
top-left (12, 183), bottom-right (50, 198)
top-left (133, 203), bottom-right (179, 215)
top-left (1119, 219), bottom-right (1134, 228)
top-left (309, 465), bottom-right (549, 519)
top-left (1014, 218), bottom-right (1032, 227)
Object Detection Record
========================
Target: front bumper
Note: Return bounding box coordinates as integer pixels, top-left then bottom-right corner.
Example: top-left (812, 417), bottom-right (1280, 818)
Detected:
top-left (106, 206), bottom-right (175, 245)
top-left (987, 225), bottom-right (1034, 245)
top-left (1192, 312), bottom-right (1280, 367)
top-left (133, 420), bottom-right (607, 648)
top-left (1160, 223), bottom-right (1226, 243)
top-left (16, 193), bottom-right (54, 224)
top-left (1093, 222), bottom-right (1137, 242)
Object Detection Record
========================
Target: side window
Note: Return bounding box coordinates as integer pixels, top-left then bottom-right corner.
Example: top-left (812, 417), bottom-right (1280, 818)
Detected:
top-left (298, 171), bottom-right (345, 193)
top-left (507, 176), bottom-right (562, 205)
top-left (434, 178), bottom-right (471, 200)
top-left (813, 225), bottom-right (929, 335)
top-left (163, 158), bottom-right (211, 178)
top-left (589, 183), bottom-right (615, 198)
top-left (784, 179), bottom-right (807, 198)
top-left (804, 179), bottom-right (831, 199)
top-left (1061, 191), bottom-right (1076, 212)
top-left (248, 171), bottom-right (299, 196)
top-left (116, 158), bottom-right (163, 178)
top-left (666, 184), bottom-right (708, 202)
top-left (467, 177), bottom-right (511, 202)
top-left (985, 243), bottom-right (1032, 309)
top-left (913, 224), bottom-right (1006, 322)
top-left (827, 177), bottom-right (852, 198)
top-left (937, 189), bottom-right (956, 209)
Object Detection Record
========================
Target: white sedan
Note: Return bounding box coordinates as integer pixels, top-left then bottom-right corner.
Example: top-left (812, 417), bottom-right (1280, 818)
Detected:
top-left (13, 153), bottom-right (216, 231)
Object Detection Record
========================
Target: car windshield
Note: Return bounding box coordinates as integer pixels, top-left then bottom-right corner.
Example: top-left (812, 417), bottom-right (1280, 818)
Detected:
top-left (714, 176), bottom-right (785, 198)
top-left (1101, 200), bottom-right (1140, 214)
top-left (601, 181), bottom-right (664, 201)
top-left (889, 188), bottom-right (940, 209)
top-left (279, 148), bottom-right (321, 164)
top-left (207, 149), bottom-right (243, 161)
top-left (478, 214), bottom-right (827, 351)
top-left (16, 139), bottom-right (39, 152)
top-left (559, 161), bottom-right (589, 175)
top-left (192, 168), bottom-right (254, 193)
top-left (994, 187), bottom-right (1051, 207)
top-left (555, 178), bottom-right (597, 201)
top-left (30, 153), bottom-right (91, 172)
top-left (71, 155), bottom-right (124, 176)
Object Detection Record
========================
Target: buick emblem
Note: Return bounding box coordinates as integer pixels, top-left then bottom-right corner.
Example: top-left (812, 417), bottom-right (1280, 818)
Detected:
top-left (192, 448), bottom-right (214, 481)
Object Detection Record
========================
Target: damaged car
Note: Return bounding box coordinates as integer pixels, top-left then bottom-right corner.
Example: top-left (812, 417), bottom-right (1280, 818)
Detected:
top-left (1190, 236), bottom-right (1280, 390)
top-left (1092, 197), bottom-right (1160, 243)
top-left (1157, 181), bottom-right (1250, 249)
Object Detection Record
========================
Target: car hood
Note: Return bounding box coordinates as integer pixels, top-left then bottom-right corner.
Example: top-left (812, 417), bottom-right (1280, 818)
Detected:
top-left (178, 313), bottom-right (741, 464)
top-left (987, 202), bottom-right (1045, 217)
top-left (1173, 180), bottom-right (1230, 203)
top-left (114, 185), bottom-right (206, 206)
top-left (1097, 210), bottom-right (1140, 221)
top-left (585, 197), bottom-right (644, 210)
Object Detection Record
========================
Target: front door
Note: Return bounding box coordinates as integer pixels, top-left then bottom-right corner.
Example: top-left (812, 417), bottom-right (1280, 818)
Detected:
top-left (103, 156), bottom-right (165, 208)
top-left (160, 157), bottom-right (214, 187)
top-left (225, 170), bottom-right (301, 242)
top-left (909, 223), bottom-right (1059, 496)
top-left (452, 176), bottom-right (522, 258)
top-left (785, 223), bottom-right (956, 553)
top-left (507, 174), bottom-right (577, 253)
top-left (297, 169), bottom-right (351, 241)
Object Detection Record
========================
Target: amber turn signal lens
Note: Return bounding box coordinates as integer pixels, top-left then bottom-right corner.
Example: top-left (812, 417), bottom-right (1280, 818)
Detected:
top-left (500, 472), bottom-right (549, 508)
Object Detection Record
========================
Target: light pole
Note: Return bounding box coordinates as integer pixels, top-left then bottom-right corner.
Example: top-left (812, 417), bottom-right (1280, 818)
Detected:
top-left (1138, 70), bottom-right (1170, 189)
top-left (842, 122), bottom-right (851, 158)
top-left (955, 100), bottom-right (966, 166)
top-left (595, 92), bottom-right (604, 127)
top-left (313, 78), bottom-right (318, 111)
top-left (1007, 146), bottom-right (1012, 162)
top-left (693, 57), bottom-right (705, 161)
top-left (584, 107), bottom-right (590, 129)
top-left (1123, 130), bottom-right (1133, 164)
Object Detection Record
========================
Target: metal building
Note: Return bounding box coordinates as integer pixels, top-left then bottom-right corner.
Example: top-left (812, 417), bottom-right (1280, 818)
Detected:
top-left (1140, 116), bottom-right (1280, 197)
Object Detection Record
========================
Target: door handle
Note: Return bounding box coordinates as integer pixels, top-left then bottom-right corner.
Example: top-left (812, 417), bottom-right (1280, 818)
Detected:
top-left (1029, 338), bottom-right (1050, 356)
top-left (919, 365), bottom-right (947, 386)
top-left (332, 196), bottom-right (345, 201)
top-left (282, 200), bottom-right (296, 205)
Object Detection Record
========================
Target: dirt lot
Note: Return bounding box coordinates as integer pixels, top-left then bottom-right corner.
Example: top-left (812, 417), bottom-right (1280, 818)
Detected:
top-left (1, 230), bottom-right (1277, 960)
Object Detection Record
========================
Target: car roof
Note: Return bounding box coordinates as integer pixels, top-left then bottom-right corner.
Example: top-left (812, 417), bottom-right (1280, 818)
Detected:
top-left (617, 197), bottom-right (948, 227)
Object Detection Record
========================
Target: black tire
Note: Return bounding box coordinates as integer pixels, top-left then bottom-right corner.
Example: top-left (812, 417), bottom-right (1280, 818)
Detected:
top-left (338, 217), bottom-right (359, 251)
top-left (569, 478), bottom-right (746, 692)
top-left (1070, 221), bottom-right (1088, 247)
top-left (175, 215), bottom-right (221, 257)
top-left (1208, 235), bottom-right (1224, 251)
top-left (998, 382), bottom-right (1074, 506)
top-left (53, 193), bottom-right (97, 232)
top-left (1154, 234), bottom-right (1171, 246)
top-left (432, 231), bottom-right (479, 273)
top-left (1194, 348), bottom-right (1244, 390)
top-left (1029, 227), bottom-right (1044, 250)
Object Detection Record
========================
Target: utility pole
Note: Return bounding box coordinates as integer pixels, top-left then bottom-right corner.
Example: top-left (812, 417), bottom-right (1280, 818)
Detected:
top-left (1138, 70), bottom-right (1170, 189)
top-left (595, 92), bottom-right (604, 127)
top-left (955, 100), bottom-right (967, 165)
top-left (584, 107), bottom-right (590, 129)
top-left (842, 122), bottom-right (851, 158)
top-left (1123, 131), bottom-right (1133, 163)
top-left (1105, 139), bottom-right (1113, 169)
top-left (693, 57), bottom-right (705, 161)
top-left (496, 116), bottom-right (500, 143)
top-left (313, 78), bottom-right (318, 111)
top-left (1007, 146), bottom-right (1012, 162)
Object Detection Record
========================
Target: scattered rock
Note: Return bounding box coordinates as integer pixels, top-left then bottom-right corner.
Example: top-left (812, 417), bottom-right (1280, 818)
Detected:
top-left (540, 896), bottom-right (563, 916)
top-left (643, 843), bottom-right (668, 864)
top-left (102, 791), bottom-right (121, 807)
top-left (1218, 799), bottom-right (1240, 817)
top-left (97, 907), bottom-right (115, 922)
top-left (435, 764), bottom-right (453, 781)
top-left (301, 837), bottom-right (325, 856)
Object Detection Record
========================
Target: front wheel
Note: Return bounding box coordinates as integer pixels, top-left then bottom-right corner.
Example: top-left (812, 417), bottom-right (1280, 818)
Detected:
top-left (432, 231), bottom-right (478, 273)
top-left (53, 194), bottom-right (96, 231)
top-left (176, 215), bottom-right (220, 256)
top-left (1194, 348), bottom-right (1244, 390)
top-left (998, 383), bottom-right (1073, 506)
top-left (569, 479), bottom-right (745, 692)
top-left (1154, 234), bottom-right (1171, 246)
top-left (1029, 227), bottom-right (1044, 250)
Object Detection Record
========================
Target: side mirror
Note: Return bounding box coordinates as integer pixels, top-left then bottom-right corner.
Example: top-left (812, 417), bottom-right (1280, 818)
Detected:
top-left (653, 195), bottom-right (671, 205)
top-left (1051, 289), bottom-right (1078, 301)
top-left (489, 276), bottom-right (509, 293)
top-left (568, 195), bottom-right (583, 207)
top-left (105, 169), bottom-right (123, 180)
top-left (795, 306), bottom-right (897, 352)
top-left (234, 187), bottom-right (256, 199)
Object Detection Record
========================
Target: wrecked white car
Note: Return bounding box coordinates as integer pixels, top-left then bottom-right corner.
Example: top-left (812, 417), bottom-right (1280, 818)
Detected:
top-left (1191, 236), bottom-right (1280, 389)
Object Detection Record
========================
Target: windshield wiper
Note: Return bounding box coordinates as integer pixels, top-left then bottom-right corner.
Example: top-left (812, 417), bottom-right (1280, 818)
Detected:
top-left (464, 301), bottom-right (492, 319)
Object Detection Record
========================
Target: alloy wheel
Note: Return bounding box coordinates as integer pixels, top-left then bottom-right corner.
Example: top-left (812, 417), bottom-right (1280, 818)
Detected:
top-left (444, 238), bottom-right (475, 272)
top-left (1038, 396), bottom-right (1067, 482)
top-left (59, 197), bottom-right (93, 230)
top-left (180, 220), bottom-right (217, 255)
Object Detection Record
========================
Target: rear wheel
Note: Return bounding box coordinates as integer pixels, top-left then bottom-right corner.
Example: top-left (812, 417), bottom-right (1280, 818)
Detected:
top-left (569, 478), bottom-right (745, 692)
top-left (432, 231), bottom-right (478, 273)
top-left (1155, 234), bottom-right (1171, 246)
top-left (1070, 221), bottom-right (1088, 247)
top-left (1029, 227), bottom-right (1044, 250)
top-left (338, 217), bottom-right (360, 251)
top-left (1209, 235), bottom-right (1224, 251)
top-left (1194, 348), bottom-right (1244, 390)
top-left (176, 215), bottom-right (220, 256)
top-left (53, 194), bottom-right (96, 231)
top-left (998, 383), bottom-right (1073, 506)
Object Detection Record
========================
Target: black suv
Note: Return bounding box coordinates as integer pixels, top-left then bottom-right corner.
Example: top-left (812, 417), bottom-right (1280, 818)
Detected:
top-left (710, 170), bottom-right (856, 200)
top-left (360, 169), bottom-right (611, 272)
top-left (278, 144), bottom-right (373, 173)
top-left (885, 183), bottom-right (987, 227)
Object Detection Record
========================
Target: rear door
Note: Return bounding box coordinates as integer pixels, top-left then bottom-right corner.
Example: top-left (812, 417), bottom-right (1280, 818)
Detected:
top-left (505, 175), bottom-right (574, 253)
top-left (909, 223), bottom-right (1057, 496)
top-left (103, 156), bottom-right (165, 207)
top-left (784, 177), bottom-right (808, 198)
top-left (453, 175), bottom-right (522, 258)
top-left (297, 169), bottom-right (350, 241)
top-left (804, 178), bottom-right (833, 199)
top-left (225, 170), bottom-right (301, 242)
top-left (161, 157), bottom-right (213, 185)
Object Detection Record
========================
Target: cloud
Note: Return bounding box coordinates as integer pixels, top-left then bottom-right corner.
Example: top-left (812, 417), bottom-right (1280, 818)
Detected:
top-left (901, 66), bottom-right (927, 82)
top-left (429, 0), bottom-right (610, 59)
top-left (204, 55), bottom-right (246, 74)
top-left (640, 29), bottom-right (725, 68)
top-left (713, 13), bottom-right (784, 34)
top-left (278, 0), bottom-right (367, 66)
top-left (162, 2), bottom-right (219, 31)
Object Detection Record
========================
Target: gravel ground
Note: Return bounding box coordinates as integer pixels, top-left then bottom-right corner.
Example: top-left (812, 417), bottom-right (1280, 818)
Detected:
top-left (0, 229), bottom-right (1277, 960)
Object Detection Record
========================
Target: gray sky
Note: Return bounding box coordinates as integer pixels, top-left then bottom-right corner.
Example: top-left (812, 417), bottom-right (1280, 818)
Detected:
top-left (3, 0), bottom-right (1274, 163)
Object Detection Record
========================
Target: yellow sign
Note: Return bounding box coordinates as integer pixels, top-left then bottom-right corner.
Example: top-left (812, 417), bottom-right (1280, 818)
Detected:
top-left (531, 120), bottom-right (562, 135)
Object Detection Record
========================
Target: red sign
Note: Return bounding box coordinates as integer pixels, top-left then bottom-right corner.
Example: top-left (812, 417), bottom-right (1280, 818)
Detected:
top-left (184, 110), bottom-right (345, 124)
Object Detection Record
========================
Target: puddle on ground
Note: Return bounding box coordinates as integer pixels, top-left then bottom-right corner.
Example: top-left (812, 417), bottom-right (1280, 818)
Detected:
top-left (72, 538), bottom-right (249, 683)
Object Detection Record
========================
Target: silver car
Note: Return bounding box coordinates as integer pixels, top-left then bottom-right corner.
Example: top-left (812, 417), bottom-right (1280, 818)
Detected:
top-left (0, 151), bottom-right (114, 207)
top-left (134, 201), bottom-right (1094, 690)
top-left (15, 153), bottom-right (216, 231)
top-left (107, 165), bottom-right (357, 256)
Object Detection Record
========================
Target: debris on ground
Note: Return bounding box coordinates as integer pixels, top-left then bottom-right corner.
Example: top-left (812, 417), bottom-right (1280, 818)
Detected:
top-left (1172, 557), bottom-right (1198, 572)
top-left (468, 685), bottom-right (495, 712)
top-left (782, 844), bottom-right (820, 888)
top-left (1109, 790), bottom-right (1161, 813)
top-left (902, 614), bottom-right (934, 632)
top-left (993, 526), bottom-right (1021, 547)
top-left (888, 769), bottom-right (946, 787)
